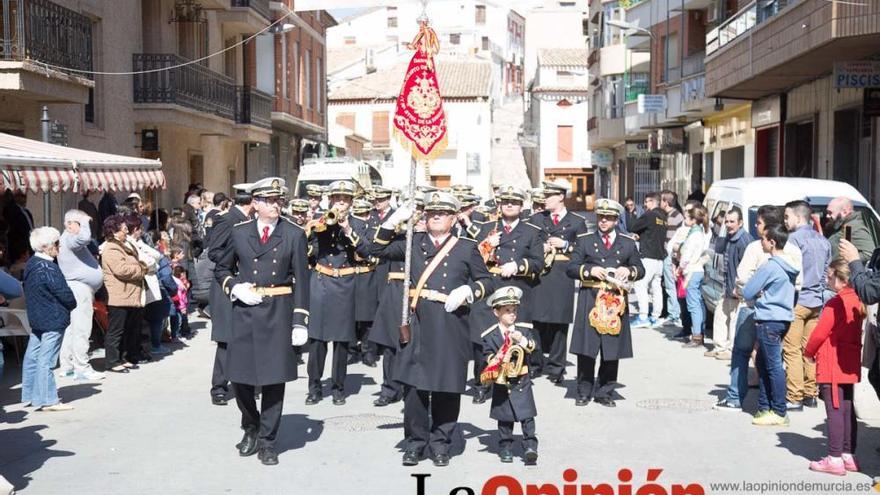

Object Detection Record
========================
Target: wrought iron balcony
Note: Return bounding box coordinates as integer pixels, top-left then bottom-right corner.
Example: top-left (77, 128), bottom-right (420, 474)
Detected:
top-left (0, 0), bottom-right (93, 78)
top-left (230, 0), bottom-right (270, 21)
top-left (235, 86), bottom-right (272, 129)
top-left (133, 53), bottom-right (235, 120)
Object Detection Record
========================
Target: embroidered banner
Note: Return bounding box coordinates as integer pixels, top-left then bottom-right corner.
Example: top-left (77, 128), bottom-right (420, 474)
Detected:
top-left (393, 21), bottom-right (448, 161)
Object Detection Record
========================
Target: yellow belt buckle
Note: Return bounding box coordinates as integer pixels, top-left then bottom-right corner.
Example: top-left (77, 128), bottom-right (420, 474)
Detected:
top-left (332, 268), bottom-right (340, 277)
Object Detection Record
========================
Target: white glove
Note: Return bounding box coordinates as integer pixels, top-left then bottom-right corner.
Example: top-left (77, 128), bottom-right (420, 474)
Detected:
top-left (291, 325), bottom-right (309, 346)
top-left (230, 283), bottom-right (263, 306)
top-left (444, 285), bottom-right (474, 312)
top-left (383, 206), bottom-right (414, 229)
top-left (500, 261), bottom-right (518, 278)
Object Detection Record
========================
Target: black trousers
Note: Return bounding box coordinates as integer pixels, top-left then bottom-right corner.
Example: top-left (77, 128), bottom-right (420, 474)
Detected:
top-left (233, 382), bottom-right (285, 449)
top-left (404, 387), bottom-right (461, 456)
top-left (498, 418), bottom-right (538, 451)
top-left (869, 353), bottom-right (880, 401)
top-left (307, 339), bottom-right (349, 397)
top-left (532, 322), bottom-right (569, 377)
top-left (378, 345), bottom-right (402, 400)
top-left (472, 343), bottom-right (488, 391)
top-left (106, 306), bottom-right (143, 367)
top-left (576, 353), bottom-right (619, 399)
top-left (211, 342), bottom-right (230, 398)
top-left (353, 322), bottom-right (378, 363)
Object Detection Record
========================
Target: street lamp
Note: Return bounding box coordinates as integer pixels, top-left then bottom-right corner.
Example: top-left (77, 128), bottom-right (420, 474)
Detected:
top-left (605, 19), bottom-right (655, 41)
top-left (269, 22), bottom-right (296, 34)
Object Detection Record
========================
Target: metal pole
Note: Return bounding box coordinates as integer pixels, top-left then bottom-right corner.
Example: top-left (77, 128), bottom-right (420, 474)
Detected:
top-left (40, 106), bottom-right (50, 226)
top-left (400, 156), bottom-right (419, 331)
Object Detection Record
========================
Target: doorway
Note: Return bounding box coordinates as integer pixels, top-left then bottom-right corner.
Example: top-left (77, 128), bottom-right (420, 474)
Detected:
top-left (189, 154), bottom-right (204, 186)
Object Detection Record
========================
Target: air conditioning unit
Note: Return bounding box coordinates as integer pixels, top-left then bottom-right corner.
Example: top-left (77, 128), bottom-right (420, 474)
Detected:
top-left (365, 48), bottom-right (375, 71)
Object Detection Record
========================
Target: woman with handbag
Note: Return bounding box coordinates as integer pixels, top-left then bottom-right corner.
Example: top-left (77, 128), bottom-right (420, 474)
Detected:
top-left (101, 215), bottom-right (147, 373)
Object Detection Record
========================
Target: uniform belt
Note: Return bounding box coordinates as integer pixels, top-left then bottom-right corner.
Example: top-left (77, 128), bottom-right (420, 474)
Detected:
top-left (252, 286), bottom-right (293, 297)
top-left (408, 289), bottom-right (448, 303)
top-left (314, 264), bottom-right (372, 277)
top-left (581, 280), bottom-right (623, 290)
top-left (553, 255), bottom-right (571, 262)
top-left (388, 272), bottom-right (405, 282)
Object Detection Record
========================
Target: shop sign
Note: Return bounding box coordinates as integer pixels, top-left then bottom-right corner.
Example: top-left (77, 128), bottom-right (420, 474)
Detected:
top-left (834, 62), bottom-right (880, 89)
top-left (591, 148), bottom-right (614, 168)
top-left (626, 141), bottom-right (650, 157)
top-left (637, 94), bottom-right (667, 114)
top-left (751, 95), bottom-right (782, 127)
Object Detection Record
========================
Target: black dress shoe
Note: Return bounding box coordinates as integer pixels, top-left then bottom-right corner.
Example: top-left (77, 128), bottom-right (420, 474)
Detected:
top-left (373, 395), bottom-right (398, 407)
top-left (432, 453), bottom-right (450, 467)
top-left (472, 389), bottom-right (489, 404)
top-left (238, 429), bottom-right (259, 457)
top-left (332, 396), bottom-right (346, 406)
top-left (258, 447), bottom-right (279, 466)
top-left (363, 360), bottom-right (378, 368)
top-left (575, 395), bottom-right (591, 407)
top-left (529, 369), bottom-right (542, 379)
top-left (524, 448), bottom-right (538, 465)
top-left (802, 396), bottom-right (818, 408)
top-left (547, 374), bottom-right (564, 385)
top-left (594, 397), bottom-right (616, 408)
top-left (499, 449), bottom-right (513, 463)
top-left (402, 450), bottom-right (420, 466)
top-left (212, 396), bottom-right (228, 406)
top-left (305, 393), bottom-right (322, 405)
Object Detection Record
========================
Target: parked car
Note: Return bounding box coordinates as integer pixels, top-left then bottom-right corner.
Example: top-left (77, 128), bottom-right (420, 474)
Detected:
top-left (700, 178), bottom-right (880, 312)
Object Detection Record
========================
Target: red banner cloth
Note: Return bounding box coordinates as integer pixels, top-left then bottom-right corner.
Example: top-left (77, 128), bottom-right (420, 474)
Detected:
top-left (393, 24), bottom-right (448, 161)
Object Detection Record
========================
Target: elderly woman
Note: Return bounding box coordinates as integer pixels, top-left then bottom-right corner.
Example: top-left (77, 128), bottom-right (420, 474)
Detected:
top-left (21, 227), bottom-right (77, 411)
top-left (101, 215), bottom-right (147, 373)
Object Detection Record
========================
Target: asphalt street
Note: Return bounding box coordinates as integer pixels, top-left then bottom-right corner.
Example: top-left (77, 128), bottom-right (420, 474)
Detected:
top-left (2, 316), bottom-right (880, 495)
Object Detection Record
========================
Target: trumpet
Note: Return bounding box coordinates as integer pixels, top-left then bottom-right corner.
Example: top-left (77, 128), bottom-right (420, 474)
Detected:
top-left (480, 343), bottom-right (527, 387)
top-left (308, 207), bottom-right (342, 234)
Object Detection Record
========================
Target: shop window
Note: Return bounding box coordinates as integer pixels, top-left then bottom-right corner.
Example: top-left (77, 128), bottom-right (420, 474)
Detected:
top-left (475, 5), bottom-right (486, 24)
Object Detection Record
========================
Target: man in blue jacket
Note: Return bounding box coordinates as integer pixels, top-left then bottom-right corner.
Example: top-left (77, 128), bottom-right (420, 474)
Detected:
top-left (742, 223), bottom-right (800, 427)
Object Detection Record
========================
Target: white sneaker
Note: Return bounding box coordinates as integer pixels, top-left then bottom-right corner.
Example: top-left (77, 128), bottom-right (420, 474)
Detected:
top-left (74, 370), bottom-right (106, 382)
top-left (58, 368), bottom-right (74, 378)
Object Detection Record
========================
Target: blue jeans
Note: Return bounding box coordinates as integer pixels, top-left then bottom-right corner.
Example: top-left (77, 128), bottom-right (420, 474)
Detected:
top-left (663, 257), bottom-right (681, 320)
top-left (725, 306), bottom-right (756, 407)
top-left (685, 271), bottom-right (705, 336)
top-left (756, 320), bottom-right (789, 417)
top-left (21, 330), bottom-right (65, 408)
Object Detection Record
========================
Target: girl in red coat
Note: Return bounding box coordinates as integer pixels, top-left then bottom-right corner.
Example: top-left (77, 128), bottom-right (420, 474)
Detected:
top-left (804, 259), bottom-right (864, 476)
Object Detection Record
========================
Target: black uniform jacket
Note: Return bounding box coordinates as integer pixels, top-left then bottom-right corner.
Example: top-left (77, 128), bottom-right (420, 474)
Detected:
top-left (481, 322), bottom-right (538, 421)
top-left (214, 218), bottom-right (310, 386)
top-left (529, 210), bottom-right (588, 324)
top-left (370, 227), bottom-right (495, 393)
top-left (467, 219), bottom-right (543, 343)
top-left (207, 206), bottom-right (251, 343)
top-left (566, 230), bottom-right (645, 360)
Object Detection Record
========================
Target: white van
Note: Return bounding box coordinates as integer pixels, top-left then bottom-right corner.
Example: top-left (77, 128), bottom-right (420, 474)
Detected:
top-left (293, 157), bottom-right (383, 198)
top-left (700, 178), bottom-right (880, 312)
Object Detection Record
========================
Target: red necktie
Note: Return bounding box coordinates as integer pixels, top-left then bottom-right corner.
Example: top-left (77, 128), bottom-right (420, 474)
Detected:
top-left (602, 233), bottom-right (611, 249)
top-left (433, 240), bottom-right (440, 248)
top-left (552, 214), bottom-right (559, 225)
top-left (503, 225), bottom-right (511, 234)
top-left (261, 226), bottom-right (270, 244)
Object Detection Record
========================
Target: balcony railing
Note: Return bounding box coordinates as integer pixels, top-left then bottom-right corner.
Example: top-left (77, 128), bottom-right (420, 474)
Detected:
top-left (230, 0), bottom-right (270, 21)
top-left (235, 86), bottom-right (272, 129)
top-left (0, 0), bottom-right (93, 78)
top-left (682, 51), bottom-right (706, 77)
top-left (706, 0), bottom-right (797, 56)
top-left (133, 54), bottom-right (235, 120)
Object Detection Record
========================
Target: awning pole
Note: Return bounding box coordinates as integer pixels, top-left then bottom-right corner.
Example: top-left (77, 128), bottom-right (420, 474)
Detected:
top-left (40, 106), bottom-right (50, 227)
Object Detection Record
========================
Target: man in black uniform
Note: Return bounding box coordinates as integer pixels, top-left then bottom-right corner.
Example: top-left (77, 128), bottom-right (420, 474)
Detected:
top-left (566, 198), bottom-right (644, 407)
top-left (371, 191), bottom-right (495, 467)
top-left (214, 177), bottom-right (310, 466)
top-left (305, 184), bottom-right (324, 218)
top-left (306, 180), bottom-right (370, 405)
top-left (207, 186), bottom-right (254, 406)
top-left (467, 185), bottom-right (543, 404)
top-left (286, 198), bottom-right (310, 226)
top-left (351, 196), bottom-right (380, 366)
top-left (529, 180), bottom-right (588, 382)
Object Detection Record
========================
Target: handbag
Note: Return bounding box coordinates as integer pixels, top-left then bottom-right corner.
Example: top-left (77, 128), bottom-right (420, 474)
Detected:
top-left (676, 273), bottom-right (687, 299)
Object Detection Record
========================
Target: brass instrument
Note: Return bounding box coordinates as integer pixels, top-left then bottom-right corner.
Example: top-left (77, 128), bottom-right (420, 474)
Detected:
top-left (306, 207), bottom-right (342, 235)
top-left (480, 343), bottom-right (527, 387)
top-left (478, 221), bottom-right (500, 265)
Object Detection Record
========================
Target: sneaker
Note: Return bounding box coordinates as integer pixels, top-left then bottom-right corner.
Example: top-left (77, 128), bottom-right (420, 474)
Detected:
top-left (712, 399), bottom-right (741, 411)
top-left (151, 346), bottom-right (171, 355)
top-left (752, 411), bottom-right (790, 426)
top-left (59, 368), bottom-right (74, 378)
top-left (704, 349), bottom-right (718, 358)
top-left (809, 456), bottom-right (846, 476)
top-left (663, 318), bottom-right (682, 327)
top-left (630, 316), bottom-right (652, 329)
top-left (786, 401), bottom-right (804, 411)
top-left (649, 317), bottom-right (664, 327)
top-left (74, 369), bottom-right (106, 381)
top-left (753, 409), bottom-right (771, 419)
top-left (841, 453), bottom-right (859, 472)
top-left (714, 350), bottom-right (732, 361)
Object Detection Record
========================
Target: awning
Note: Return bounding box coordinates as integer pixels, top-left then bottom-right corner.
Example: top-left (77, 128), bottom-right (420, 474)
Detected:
top-left (0, 133), bottom-right (165, 193)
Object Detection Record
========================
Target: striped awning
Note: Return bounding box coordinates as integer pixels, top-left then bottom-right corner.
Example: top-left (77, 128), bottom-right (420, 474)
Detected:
top-left (0, 133), bottom-right (165, 193)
